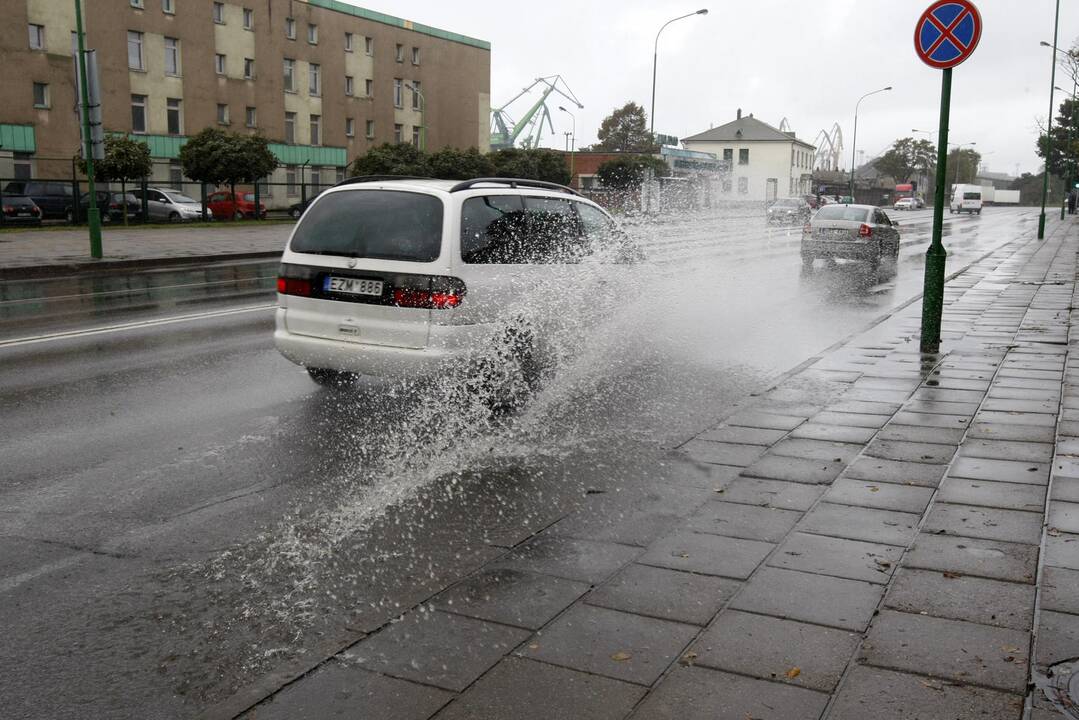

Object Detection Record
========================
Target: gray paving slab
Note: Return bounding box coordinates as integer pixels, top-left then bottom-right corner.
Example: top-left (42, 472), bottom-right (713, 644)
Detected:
top-left (1055, 457), bottom-right (1079, 478)
top-left (967, 421), bottom-right (1057, 443)
top-left (678, 440), bottom-right (768, 468)
top-left (1035, 610), bottom-right (1079, 667)
top-left (1057, 436), bottom-right (1079, 455)
top-left (842, 456), bottom-right (948, 487)
top-left (246, 664), bottom-right (453, 720)
top-left (860, 610), bottom-right (1029, 692)
top-left (718, 478), bottom-right (825, 511)
top-left (903, 399), bottom-right (981, 416)
top-left (1041, 566), bottom-right (1079, 615)
top-left (348, 610), bottom-right (531, 692)
top-left (864, 439), bottom-right (957, 464)
top-left (660, 458), bottom-right (742, 490)
top-left (631, 665), bottom-right (829, 720)
top-left (912, 387), bottom-right (987, 404)
top-left (826, 400), bottom-right (902, 415)
top-left (825, 665), bottom-right (1024, 720)
top-left (552, 510), bottom-right (683, 549)
top-left (788, 423), bottom-right (878, 443)
top-left (949, 456), bottom-right (1050, 485)
top-left (691, 610), bottom-right (858, 692)
top-left (892, 410), bottom-right (973, 428)
top-left (875, 423), bottom-right (966, 445)
top-left (516, 604), bottom-right (697, 686)
top-left (959, 440), bottom-right (1055, 463)
top-left (685, 501), bottom-right (802, 542)
top-left (639, 530), bottom-right (773, 579)
top-left (822, 477), bottom-right (935, 514)
top-left (432, 657), bottom-right (643, 720)
top-left (696, 425), bottom-right (788, 446)
top-left (884, 567), bottom-right (1035, 631)
top-left (798, 502), bottom-right (920, 547)
top-left (936, 476), bottom-right (1046, 512)
top-left (922, 503), bottom-right (1044, 545)
top-left (1052, 476), bottom-right (1079, 503)
top-left (905, 534), bottom-right (1038, 584)
top-left (1044, 532), bottom-right (1079, 571)
top-left (812, 410), bottom-right (892, 429)
top-left (981, 398), bottom-right (1059, 413)
top-left (993, 376), bottom-right (1060, 390)
top-left (740, 454), bottom-right (846, 485)
top-left (724, 411), bottom-right (807, 431)
top-left (488, 535), bottom-right (640, 584)
top-left (990, 386), bottom-right (1060, 401)
top-left (730, 566), bottom-right (883, 632)
top-left (769, 438), bottom-right (864, 464)
top-left (585, 563), bottom-right (740, 626)
top-left (433, 568), bottom-right (590, 630)
top-left (923, 377), bottom-right (991, 391)
top-left (1049, 500), bottom-right (1079, 533)
top-left (976, 410), bottom-right (1058, 427)
top-left (768, 532), bottom-right (901, 585)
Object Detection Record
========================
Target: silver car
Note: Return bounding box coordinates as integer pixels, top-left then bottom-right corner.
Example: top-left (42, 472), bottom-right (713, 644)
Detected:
top-left (801, 203), bottom-right (900, 268)
top-left (142, 187), bottom-right (212, 223)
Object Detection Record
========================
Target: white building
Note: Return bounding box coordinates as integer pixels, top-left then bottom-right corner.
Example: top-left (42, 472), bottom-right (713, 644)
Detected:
top-left (683, 110), bottom-right (816, 202)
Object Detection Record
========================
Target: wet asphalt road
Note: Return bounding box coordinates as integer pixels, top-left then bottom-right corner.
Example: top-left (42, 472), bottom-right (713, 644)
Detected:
top-left (0, 206), bottom-right (1038, 718)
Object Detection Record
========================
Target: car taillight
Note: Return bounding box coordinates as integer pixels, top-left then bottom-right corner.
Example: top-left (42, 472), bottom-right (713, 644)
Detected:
top-left (2, 205), bottom-right (13, 214)
top-left (803, 222), bottom-right (812, 234)
top-left (277, 277), bottom-right (313, 296)
top-left (859, 223), bottom-right (873, 237)
top-left (110, 203), bottom-right (121, 210)
top-left (392, 276), bottom-right (466, 309)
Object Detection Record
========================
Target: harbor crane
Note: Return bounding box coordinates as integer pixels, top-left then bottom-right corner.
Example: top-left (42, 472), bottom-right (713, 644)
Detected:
top-left (490, 75), bottom-right (583, 150)
top-left (813, 123), bottom-right (845, 171)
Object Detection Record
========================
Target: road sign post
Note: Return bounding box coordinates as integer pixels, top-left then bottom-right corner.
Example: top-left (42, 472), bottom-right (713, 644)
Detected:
top-left (74, 0), bottom-right (102, 259)
top-left (914, 0), bottom-right (982, 353)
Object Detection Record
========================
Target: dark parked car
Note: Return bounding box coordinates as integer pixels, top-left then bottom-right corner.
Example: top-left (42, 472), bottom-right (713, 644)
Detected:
top-left (801, 204), bottom-right (900, 269)
top-left (767, 197), bottom-right (812, 224)
top-left (287, 193), bottom-right (322, 219)
top-left (1, 195), bottom-right (43, 227)
top-left (3, 181), bottom-right (75, 221)
top-left (80, 190), bottom-right (143, 223)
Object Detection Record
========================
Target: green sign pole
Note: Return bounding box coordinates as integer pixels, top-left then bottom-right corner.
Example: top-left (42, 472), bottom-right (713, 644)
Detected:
top-left (74, 0), bottom-right (102, 258)
top-left (1039, 0), bottom-right (1060, 239)
top-left (920, 67), bottom-right (952, 354)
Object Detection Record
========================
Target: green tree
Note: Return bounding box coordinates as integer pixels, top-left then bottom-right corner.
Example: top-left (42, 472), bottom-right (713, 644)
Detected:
top-left (488, 148), bottom-right (570, 185)
top-left (350, 143), bottom-right (431, 177)
top-left (427, 147), bottom-right (493, 179)
top-left (76, 135), bottom-right (153, 224)
top-left (591, 102), bottom-right (657, 153)
top-left (947, 147), bottom-right (982, 185)
top-left (874, 137), bottom-right (935, 184)
top-left (179, 129), bottom-right (278, 219)
top-left (1009, 171), bottom-right (1065, 206)
top-left (596, 155), bottom-right (670, 190)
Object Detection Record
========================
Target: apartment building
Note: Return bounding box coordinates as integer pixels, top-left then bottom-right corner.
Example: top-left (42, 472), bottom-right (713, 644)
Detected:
top-left (0, 0), bottom-right (491, 203)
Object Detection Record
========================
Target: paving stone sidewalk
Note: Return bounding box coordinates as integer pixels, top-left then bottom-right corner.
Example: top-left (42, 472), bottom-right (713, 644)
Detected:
top-left (229, 216), bottom-right (1079, 720)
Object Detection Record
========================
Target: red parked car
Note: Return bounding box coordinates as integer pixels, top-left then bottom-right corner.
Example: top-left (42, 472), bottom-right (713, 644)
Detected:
top-left (206, 189), bottom-right (266, 220)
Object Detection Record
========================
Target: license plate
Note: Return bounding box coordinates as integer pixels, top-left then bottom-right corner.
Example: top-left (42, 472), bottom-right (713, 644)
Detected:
top-left (17, 212), bottom-right (30, 217)
top-left (324, 276), bottom-right (383, 296)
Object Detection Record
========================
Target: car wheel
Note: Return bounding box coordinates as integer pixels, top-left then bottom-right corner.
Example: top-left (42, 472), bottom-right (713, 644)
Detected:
top-left (465, 322), bottom-right (541, 412)
top-left (289, 208), bottom-right (301, 219)
top-left (306, 367), bottom-right (358, 388)
top-left (168, 211), bottom-right (181, 223)
top-left (234, 211), bottom-right (244, 220)
top-left (65, 209), bottom-right (74, 224)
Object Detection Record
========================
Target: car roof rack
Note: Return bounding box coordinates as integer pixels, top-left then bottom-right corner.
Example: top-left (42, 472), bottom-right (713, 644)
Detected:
top-left (448, 178), bottom-right (582, 197)
top-left (332, 175), bottom-right (434, 187)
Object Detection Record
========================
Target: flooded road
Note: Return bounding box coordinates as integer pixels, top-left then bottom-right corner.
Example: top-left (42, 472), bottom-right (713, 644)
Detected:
top-left (0, 206), bottom-right (1038, 718)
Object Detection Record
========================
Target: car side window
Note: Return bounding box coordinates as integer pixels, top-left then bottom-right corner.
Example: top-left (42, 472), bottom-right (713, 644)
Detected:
top-left (460, 194), bottom-right (583, 264)
top-left (875, 210), bottom-right (892, 226)
top-left (575, 202), bottom-right (614, 238)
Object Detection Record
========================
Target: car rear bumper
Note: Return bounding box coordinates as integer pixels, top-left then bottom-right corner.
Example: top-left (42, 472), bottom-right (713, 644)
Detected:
top-left (801, 238), bottom-right (885, 261)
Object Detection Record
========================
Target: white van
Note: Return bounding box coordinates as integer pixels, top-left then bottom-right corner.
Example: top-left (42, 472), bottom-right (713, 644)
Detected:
top-left (949, 184), bottom-right (982, 215)
top-left (273, 177), bottom-right (632, 391)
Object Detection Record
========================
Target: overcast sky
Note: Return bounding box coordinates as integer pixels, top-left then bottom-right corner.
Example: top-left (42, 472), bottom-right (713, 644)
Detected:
top-left (346, 0), bottom-right (1078, 176)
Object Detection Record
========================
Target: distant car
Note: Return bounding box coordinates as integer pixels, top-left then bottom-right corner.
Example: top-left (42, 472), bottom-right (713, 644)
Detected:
top-left (3, 180), bottom-right (75, 221)
top-left (288, 194), bottom-right (322, 219)
top-left (803, 194), bottom-right (821, 210)
top-left (893, 197), bottom-right (917, 211)
top-left (767, 197), bottom-right (812, 224)
top-left (1, 195), bottom-right (43, 227)
top-left (802, 203), bottom-right (900, 269)
top-left (207, 189), bottom-right (266, 220)
top-left (142, 187), bottom-right (212, 222)
top-left (950, 184), bottom-right (982, 214)
top-left (837, 195), bottom-right (856, 204)
top-left (80, 190), bottom-right (142, 223)
top-left (913, 196), bottom-right (925, 208)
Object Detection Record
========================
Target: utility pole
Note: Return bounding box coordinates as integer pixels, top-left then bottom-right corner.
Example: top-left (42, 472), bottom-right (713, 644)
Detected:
top-left (74, 0), bottom-right (102, 258)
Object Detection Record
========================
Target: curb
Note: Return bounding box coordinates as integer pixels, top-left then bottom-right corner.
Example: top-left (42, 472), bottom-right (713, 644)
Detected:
top-left (0, 251), bottom-right (282, 281)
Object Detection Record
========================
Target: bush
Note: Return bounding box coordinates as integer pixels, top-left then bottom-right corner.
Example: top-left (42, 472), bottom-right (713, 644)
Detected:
top-left (488, 148), bottom-right (570, 185)
top-left (350, 143), bottom-right (430, 177)
top-left (427, 147), bottom-right (494, 180)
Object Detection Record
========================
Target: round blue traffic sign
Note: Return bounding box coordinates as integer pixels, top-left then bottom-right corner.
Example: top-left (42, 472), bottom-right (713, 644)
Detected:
top-left (915, 0), bottom-right (982, 70)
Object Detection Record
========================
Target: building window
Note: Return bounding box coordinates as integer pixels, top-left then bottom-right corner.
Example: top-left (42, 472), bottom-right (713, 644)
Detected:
top-left (308, 24), bottom-right (318, 44)
top-left (308, 63), bottom-right (320, 95)
top-left (722, 177), bottom-right (732, 192)
top-left (164, 37), bottom-right (180, 75)
top-left (412, 126), bottom-right (421, 147)
top-left (12, 153), bottom-right (32, 180)
top-left (722, 148), bottom-right (733, 164)
top-left (412, 47), bottom-right (420, 65)
top-left (131, 0), bottom-right (144, 7)
top-left (365, 119), bottom-right (374, 138)
top-left (243, 8), bottom-right (253, 30)
top-left (217, 103), bottom-right (230, 125)
top-left (336, 167), bottom-right (345, 183)
top-left (32, 82), bottom-right (49, 109)
top-left (410, 80), bottom-right (421, 110)
top-left (286, 166), bottom-right (298, 196)
top-left (365, 78), bottom-right (373, 97)
top-left (284, 112), bottom-right (296, 143)
top-left (212, 2), bottom-right (224, 23)
top-left (167, 98), bottom-right (182, 134)
top-left (345, 76), bottom-right (354, 96)
top-left (215, 53), bottom-right (226, 75)
top-left (739, 148), bottom-right (749, 165)
top-left (127, 31), bottom-right (144, 70)
top-left (245, 106), bottom-right (257, 127)
top-left (283, 58), bottom-right (295, 92)
top-left (346, 118), bottom-right (355, 137)
top-left (395, 43), bottom-right (404, 62)
top-left (28, 24), bottom-right (45, 50)
top-left (168, 160), bottom-right (183, 185)
top-left (162, 0), bottom-right (174, 14)
top-left (344, 32), bottom-right (353, 52)
top-left (310, 114), bottom-right (321, 145)
top-left (393, 123), bottom-right (403, 144)
top-left (311, 168), bottom-right (321, 190)
top-left (285, 17), bottom-right (296, 39)
top-left (393, 78), bottom-right (403, 108)
top-left (131, 94), bottom-right (147, 132)
top-left (364, 36), bottom-right (373, 55)
top-left (738, 176), bottom-right (748, 194)
top-left (244, 58), bottom-right (254, 79)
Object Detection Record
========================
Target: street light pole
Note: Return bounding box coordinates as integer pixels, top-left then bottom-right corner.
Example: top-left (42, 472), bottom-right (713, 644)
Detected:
top-left (74, 0), bottom-right (102, 258)
top-left (558, 105), bottom-right (576, 186)
top-left (1039, 0), bottom-right (1061, 239)
top-left (650, 9), bottom-right (707, 140)
top-left (849, 86), bottom-right (892, 199)
top-left (952, 142), bottom-right (977, 186)
top-left (406, 83), bottom-right (425, 151)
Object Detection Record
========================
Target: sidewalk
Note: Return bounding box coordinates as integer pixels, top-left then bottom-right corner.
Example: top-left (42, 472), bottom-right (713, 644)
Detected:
top-left (224, 217), bottom-right (1079, 720)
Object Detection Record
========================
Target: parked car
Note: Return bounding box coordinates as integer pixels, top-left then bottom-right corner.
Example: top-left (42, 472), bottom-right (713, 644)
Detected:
top-left (893, 197), bottom-right (917, 211)
top-left (0, 195), bottom-right (43, 227)
top-left (288, 194), bottom-right (322, 219)
top-left (207, 189), bottom-right (267, 220)
top-left (139, 187), bottom-right (211, 222)
top-left (3, 180), bottom-right (75, 221)
top-left (274, 177), bottom-right (636, 394)
top-left (801, 204), bottom-right (900, 269)
top-left (767, 197), bottom-right (812, 224)
top-left (80, 190), bottom-right (143, 223)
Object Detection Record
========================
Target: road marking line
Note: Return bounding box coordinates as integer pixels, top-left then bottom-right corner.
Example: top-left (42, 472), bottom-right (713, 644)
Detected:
top-left (0, 552), bottom-right (86, 594)
top-left (0, 304), bottom-right (276, 349)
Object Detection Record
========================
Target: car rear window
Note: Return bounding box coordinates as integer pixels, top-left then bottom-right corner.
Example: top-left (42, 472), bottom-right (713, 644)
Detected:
top-left (963, 192), bottom-right (981, 200)
top-left (815, 206), bottom-right (871, 222)
top-left (291, 190), bottom-right (444, 262)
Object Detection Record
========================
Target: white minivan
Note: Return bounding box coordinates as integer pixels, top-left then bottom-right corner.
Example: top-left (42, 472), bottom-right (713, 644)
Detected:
top-left (949, 184), bottom-right (982, 214)
top-left (273, 177), bottom-right (632, 391)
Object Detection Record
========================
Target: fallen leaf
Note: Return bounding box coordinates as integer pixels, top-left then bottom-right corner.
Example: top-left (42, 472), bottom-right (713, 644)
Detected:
top-left (1002, 645), bottom-right (1021, 653)
top-left (921, 679), bottom-right (944, 691)
top-left (611, 652), bottom-right (632, 662)
top-left (786, 667), bottom-right (801, 679)
top-left (714, 488), bottom-right (725, 493)
top-left (1048, 527), bottom-right (1061, 537)
top-left (528, 643), bottom-right (540, 650)
top-left (679, 651), bottom-right (698, 666)
top-left (868, 486), bottom-right (881, 493)
top-left (942, 571), bottom-right (962, 579)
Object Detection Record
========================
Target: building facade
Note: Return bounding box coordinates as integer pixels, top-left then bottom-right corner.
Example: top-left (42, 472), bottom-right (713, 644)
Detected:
top-left (683, 110), bottom-right (815, 202)
top-left (0, 0), bottom-right (491, 205)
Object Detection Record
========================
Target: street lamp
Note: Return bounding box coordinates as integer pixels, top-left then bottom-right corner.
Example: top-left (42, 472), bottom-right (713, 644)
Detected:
top-left (405, 82), bottom-right (425, 151)
top-left (650, 9), bottom-right (707, 140)
top-left (951, 141), bottom-right (977, 185)
top-left (1037, 3), bottom-right (1061, 239)
top-left (849, 86), bottom-right (892, 197)
top-left (558, 105), bottom-right (576, 185)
